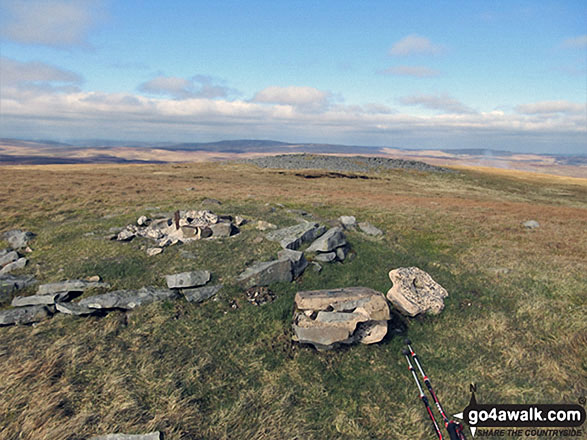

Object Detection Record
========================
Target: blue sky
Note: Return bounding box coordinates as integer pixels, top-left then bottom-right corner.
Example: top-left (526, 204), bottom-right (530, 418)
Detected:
top-left (0, 0), bottom-right (585, 153)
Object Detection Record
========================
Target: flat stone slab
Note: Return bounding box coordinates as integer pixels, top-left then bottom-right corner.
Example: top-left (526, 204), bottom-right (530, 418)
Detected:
top-left (0, 275), bottom-right (36, 295)
top-left (165, 270), bottom-right (211, 289)
top-left (0, 251), bottom-right (19, 267)
top-left (306, 227), bottom-right (347, 253)
top-left (293, 287), bottom-right (390, 349)
top-left (11, 292), bottom-right (73, 307)
top-left (183, 284), bottom-right (222, 303)
top-left (277, 249), bottom-right (308, 278)
top-left (358, 222), bottom-right (383, 236)
top-left (0, 257), bottom-right (27, 275)
top-left (0, 305), bottom-right (53, 326)
top-left (89, 433), bottom-right (161, 440)
top-left (38, 280), bottom-right (110, 295)
top-left (79, 287), bottom-right (178, 310)
top-left (55, 302), bottom-right (97, 316)
top-left (386, 267), bottom-right (448, 316)
top-left (237, 259), bottom-right (292, 288)
top-left (265, 222), bottom-right (326, 250)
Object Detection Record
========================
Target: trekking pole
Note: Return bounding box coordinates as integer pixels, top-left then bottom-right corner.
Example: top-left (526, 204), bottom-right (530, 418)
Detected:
top-left (405, 339), bottom-right (467, 440)
top-left (402, 348), bottom-right (444, 439)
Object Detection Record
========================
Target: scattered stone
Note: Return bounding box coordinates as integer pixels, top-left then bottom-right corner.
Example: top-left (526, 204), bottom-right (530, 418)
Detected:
top-left (358, 222), bottom-right (383, 237)
top-left (256, 220), bottom-right (277, 231)
top-left (0, 275), bottom-right (36, 295)
top-left (306, 227), bottom-right (347, 253)
top-left (201, 198), bottom-right (222, 206)
top-left (339, 215), bottom-right (357, 229)
top-left (4, 230), bottom-right (35, 249)
top-left (86, 275), bottom-right (102, 282)
top-left (245, 286), bottom-right (276, 305)
top-left (117, 228), bottom-right (136, 241)
top-left (165, 270), bottom-right (211, 289)
top-left (386, 267), bottom-right (448, 316)
top-left (292, 286), bottom-right (390, 349)
top-left (0, 249), bottom-right (8, 256)
top-left (55, 302), bottom-right (97, 316)
top-left (79, 287), bottom-right (178, 310)
top-left (89, 432), bottom-right (162, 440)
top-left (12, 292), bottom-right (73, 307)
top-left (137, 215), bottom-right (150, 226)
top-left (0, 257), bottom-right (27, 274)
top-left (0, 305), bottom-right (53, 326)
top-left (311, 262), bottom-right (322, 273)
top-left (237, 259), bottom-right (292, 288)
top-left (0, 251), bottom-right (19, 267)
top-left (277, 249), bottom-right (308, 278)
top-left (209, 222), bottom-right (237, 238)
top-left (314, 252), bottom-right (336, 263)
top-left (266, 222), bottom-right (327, 250)
top-left (183, 284), bottom-right (222, 303)
top-left (147, 247), bottom-right (163, 257)
top-left (522, 220), bottom-right (540, 229)
top-left (38, 280), bottom-right (109, 295)
top-left (335, 245), bottom-right (349, 261)
top-left (234, 215), bottom-right (246, 226)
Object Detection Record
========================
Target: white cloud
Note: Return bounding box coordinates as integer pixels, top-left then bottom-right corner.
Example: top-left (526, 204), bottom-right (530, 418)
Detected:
top-left (560, 35), bottom-right (587, 49)
top-left (389, 35), bottom-right (445, 56)
top-left (399, 94), bottom-right (476, 114)
top-left (252, 86), bottom-right (331, 110)
top-left (0, 56), bottom-right (83, 86)
top-left (515, 100), bottom-right (585, 115)
top-left (0, 0), bottom-right (104, 47)
top-left (381, 65), bottom-right (440, 78)
top-left (138, 75), bottom-right (236, 100)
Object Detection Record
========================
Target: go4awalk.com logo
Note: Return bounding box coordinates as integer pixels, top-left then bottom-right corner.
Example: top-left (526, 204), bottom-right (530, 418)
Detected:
top-left (453, 386), bottom-right (586, 438)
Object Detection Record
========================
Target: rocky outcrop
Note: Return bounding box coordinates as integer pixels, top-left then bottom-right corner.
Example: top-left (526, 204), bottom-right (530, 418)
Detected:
top-left (165, 271), bottom-right (211, 289)
top-left (237, 259), bottom-right (293, 288)
top-left (0, 305), bottom-right (53, 326)
top-left (386, 267), bottom-right (448, 316)
top-left (292, 287), bottom-right (390, 349)
top-left (265, 222), bottom-right (326, 250)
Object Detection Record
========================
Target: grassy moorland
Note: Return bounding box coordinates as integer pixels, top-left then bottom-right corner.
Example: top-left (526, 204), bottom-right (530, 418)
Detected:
top-left (0, 161), bottom-right (585, 440)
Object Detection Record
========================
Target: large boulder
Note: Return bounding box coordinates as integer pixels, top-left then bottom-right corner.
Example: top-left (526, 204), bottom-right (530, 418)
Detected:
top-left (306, 227), bottom-right (347, 253)
top-left (293, 287), bottom-right (390, 349)
top-left (0, 305), bottom-right (53, 326)
top-left (4, 230), bottom-right (35, 249)
top-left (265, 222), bottom-right (326, 250)
top-left (386, 267), bottom-right (448, 316)
top-left (237, 259), bottom-right (292, 288)
top-left (165, 271), bottom-right (211, 289)
top-left (78, 287), bottom-right (179, 310)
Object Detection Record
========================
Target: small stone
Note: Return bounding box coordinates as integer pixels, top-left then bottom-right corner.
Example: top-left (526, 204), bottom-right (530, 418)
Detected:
top-left (522, 220), bottom-right (540, 229)
top-left (147, 247), bottom-right (163, 256)
top-left (86, 275), bottom-right (102, 282)
top-left (137, 215), bottom-right (150, 226)
top-left (314, 252), bottom-right (336, 263)
top-left (245, 286), bottom-right (276, 306)
top-left (339, 216), bottom-right (357, 229)
top-left (256, 220), bottom-right (277, 231)
top-left (0, 251), bottom-right (19, 267)
top-left (201, 198), bottom-right (222, 206)
top-left (165, 271), bottom-right (211, 289)
top-left (358, 222), bottom-right (383, 237)
top-left (117, 229), bottom-right (135, 241)
top-left (336, 245), bottom-right (349, 261)
top-left (0, 257), bottom-right (27, 274)
top-left (311, 262), bottom-right (322, 273)
top-left (234, 215), bottom-right (246, 226)
top-left (89, 432), bottom-right (162, 440)
top-left (183, 284), bottom-right (222, 303)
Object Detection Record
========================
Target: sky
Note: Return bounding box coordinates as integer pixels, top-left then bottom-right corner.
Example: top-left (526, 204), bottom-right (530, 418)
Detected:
top-left (0, 0), bottom-right (586, 154)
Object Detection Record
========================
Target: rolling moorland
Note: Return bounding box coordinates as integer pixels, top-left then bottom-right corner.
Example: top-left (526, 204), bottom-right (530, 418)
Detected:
top-left (0, 156), bottom-right (586, 439)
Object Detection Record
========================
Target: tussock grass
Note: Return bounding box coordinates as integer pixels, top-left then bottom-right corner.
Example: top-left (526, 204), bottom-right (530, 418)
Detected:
top-left (0, 162), bottom-right (585, 439)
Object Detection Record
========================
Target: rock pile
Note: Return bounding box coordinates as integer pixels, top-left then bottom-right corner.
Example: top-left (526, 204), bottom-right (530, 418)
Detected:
top-left (0, 229), bottom-right (35, 278)
top-left (292, 287), bottom-right (391, 349)
top-left (165, 270), bottom-right (222, 303)
top-left (386, 267), bottom-right (448, 316)
top-left (114, 210), bottom-right (239, 255)
top-left (306, 226), bottom-right (349, 262)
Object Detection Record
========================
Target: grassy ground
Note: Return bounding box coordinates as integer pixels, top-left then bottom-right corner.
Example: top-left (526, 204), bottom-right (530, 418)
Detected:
top-left (0, 162), bottom-right (585, 440)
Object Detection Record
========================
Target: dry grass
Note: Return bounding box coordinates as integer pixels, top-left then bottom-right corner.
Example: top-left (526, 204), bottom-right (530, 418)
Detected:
top-left (0, 162), bottom-right (585, 439)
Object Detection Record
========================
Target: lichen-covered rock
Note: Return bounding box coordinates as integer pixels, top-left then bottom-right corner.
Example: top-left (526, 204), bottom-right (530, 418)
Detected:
top-left (386, 267), bottom-right (448, 316)
top-left (165, 271), bottom-right (211, 289)
top-left (237, 259), bottom-right (292, 288)
top-left (293, 286), bottom-right (390, 349)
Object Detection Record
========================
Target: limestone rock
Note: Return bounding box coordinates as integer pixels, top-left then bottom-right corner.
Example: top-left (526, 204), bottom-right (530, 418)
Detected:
top-left (0, 257), bottom-right (27, 274)
top-left (183, 284), bottom-right (222, 303)
top-left (89, 433), bottom-right (162, 440)
top-left (522, 220), bottom-right (540, 229)
top-left (38, 280), bottom-right (109, 295)
top-left (306, 227), bottom-right (347, 253)
top-left (386, 267), bottom-right (448, 316)
top-left (256, 220), bottom-right (277, 231)
top-left (146, 247), bottom-right (163, 256)
top-left (79, 287), bottom-right (178, 310)
top-left (165, 271), bottom-right (211, 289)
top-left (137, 215), bottom-right (150, 226)
top-left (0, 251), bottom-right (19, 267)
top-left (339, 215), bottom-right (357, 229)
top-left (265, 222), bottom-right (326, 250)
top-left (4, 230), bottom-right (35, 249)
top-left (237, 259), bottom-right (292, 288)
top-left (55, 302), bottom-right (97, 316)
top-left (12, 292), bottom-right (73, 307)
top-left (234, 215), bottom-right (246, 226)
top-left (277, 249), bottom-right (308, 278)
top-left (0, 275), bottom-right (36, 295)
top-left (336, 245), bottom-right (349, 261)
top-left (293, 287), bottom-right (390, 349)
top-left (358, 222), bottom-right (383, 237)
top-left (0, 305), bottom-right (53, 326)
top-left (314, 252), bottom-right (336, 263)
top-left (117, 228), bottom-right (136, 241)
top-left (209, 222), bottom-right (237, 237)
